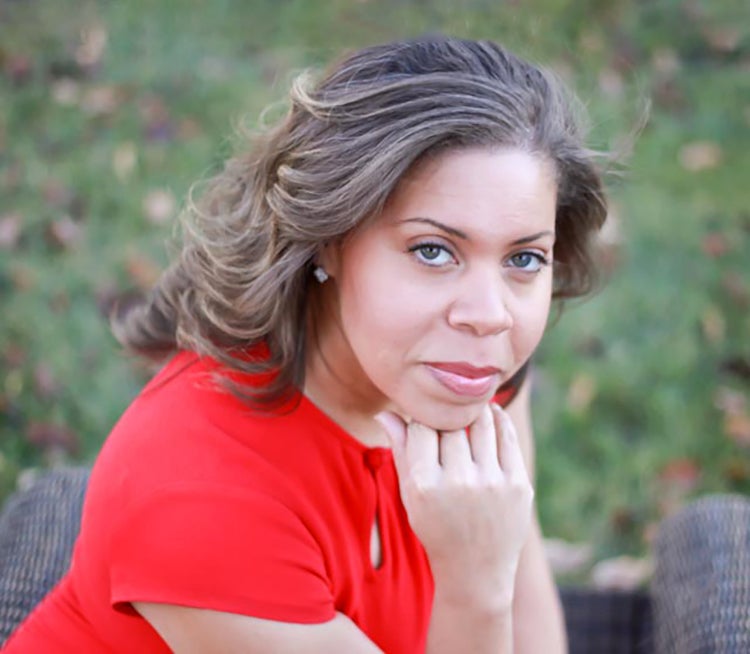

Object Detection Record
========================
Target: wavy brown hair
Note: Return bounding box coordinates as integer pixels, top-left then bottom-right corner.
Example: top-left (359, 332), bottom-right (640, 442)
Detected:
top-left (113, 35), bottom-right (608, 408)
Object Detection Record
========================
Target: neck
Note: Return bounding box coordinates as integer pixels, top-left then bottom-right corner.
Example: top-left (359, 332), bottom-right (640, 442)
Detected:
top-left (303, 294), bottom-right (391, 448)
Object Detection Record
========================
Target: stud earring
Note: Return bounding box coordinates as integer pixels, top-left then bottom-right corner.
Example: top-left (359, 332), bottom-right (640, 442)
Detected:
top-left (313, 266), bottom-right (329, 283)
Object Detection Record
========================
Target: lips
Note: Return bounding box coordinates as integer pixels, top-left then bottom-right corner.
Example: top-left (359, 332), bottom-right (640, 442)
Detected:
top-left (427, 362), bottom-right (501, 379)
top-left (424, 361), bottom-right (501, 398)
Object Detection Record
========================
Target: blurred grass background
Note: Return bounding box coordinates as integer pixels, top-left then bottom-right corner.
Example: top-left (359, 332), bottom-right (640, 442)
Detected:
top-left (1, 0), bottom-right (748, 581)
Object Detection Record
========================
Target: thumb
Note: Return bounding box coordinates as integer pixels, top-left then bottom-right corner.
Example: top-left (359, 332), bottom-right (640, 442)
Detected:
top-left (374, 410), bottom-right (407, 452)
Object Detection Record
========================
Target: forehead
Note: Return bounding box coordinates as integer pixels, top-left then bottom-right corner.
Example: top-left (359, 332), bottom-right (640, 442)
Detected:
top-left (403, 145), bottom-right (555, 191)
top-left (383, 147), bottom-right (558, 232)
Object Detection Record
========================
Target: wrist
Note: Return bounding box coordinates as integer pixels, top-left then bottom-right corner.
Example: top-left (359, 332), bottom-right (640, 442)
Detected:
top-left (427, 585), bottom-right (515, 654)
top-left (430, 555), bottom-right (519, 611)
top-left (432, 578), bottom-right (516, 617)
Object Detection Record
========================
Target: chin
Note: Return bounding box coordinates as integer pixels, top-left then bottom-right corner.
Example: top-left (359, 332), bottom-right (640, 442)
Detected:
top-left (399, 398), bottom-right (485, 433)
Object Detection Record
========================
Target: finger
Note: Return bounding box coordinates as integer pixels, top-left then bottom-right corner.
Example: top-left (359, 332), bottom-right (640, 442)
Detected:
top-left (405, 421), bottom-right (440, 474)
top-left (467, 404), bottom-right (499, 470)
top-left (491, 404), bottom-right (528, 479)
top-left (374, 411), bottom-right (408, 476)
top-left (438, 428), bottom-right (473, 472)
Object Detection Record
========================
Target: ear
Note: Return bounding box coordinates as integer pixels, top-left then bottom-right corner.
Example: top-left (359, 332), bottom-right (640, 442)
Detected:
top-left (316, 241), bottom-right (342, 279)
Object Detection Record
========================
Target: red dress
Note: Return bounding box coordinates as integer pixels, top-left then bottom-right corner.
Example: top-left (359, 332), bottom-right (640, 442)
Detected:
top-left (3, 352), bottom-right (525, 653)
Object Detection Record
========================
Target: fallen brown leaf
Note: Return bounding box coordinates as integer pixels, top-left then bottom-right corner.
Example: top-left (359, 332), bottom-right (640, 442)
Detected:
top-left (715, 386), bottom-right (746, 414)
top-left (651, 48), bottom-right (680, 76)
top-left (81, 84), bottom-right (123, 117)
top-left (51, 78), bottom-right (81, 106)
top-left (75, 23), bottom-right (108, 69)
top-left (138, 94), bottom-right (175, 142)
top-left (46, 215), bottom-right (82, 250)
top-left (701, 25), bottom-right (742, 53)
top-left (721, 272), bottom-right (750, 307)
top-left (679, 141), bottom-right (723, 172)
top-left (724, 412), bottom-right (750, 447)
top-left (0, 212), bottom-right (22, 249)
top-left (699, 305), bottom-right (726, 344)
top-left (567, 373), bottom-right (597, 413)
top-left (656, 458), bottom-right (701, 517)
top-left (143, 188), bottom-right (176, 225)
top-left (701, 232), bottom-right (729, 258)
top-left (2, 343), bottom-right (26, 368)
top-left (598, 68), bottom-right (624, 99)
top-left (4, 369), bottom-right (23, 400)
top-left (579, 30), bottom-right (605, 55)
top-left (125, 251), bottom-right (162, 289)
top-left (658, 457), bottom-right (701, 491)
top-left (49, 290), bottom-right (70, 314)
top-left (653, 78), bottom-right (686, 112)
top-left (9, 262), bottom-right (36, 290)
top-left (724, 458), bottom-right (750, 483)
top-left (42, 178), bottom-right (74, 208)
top-left (3, 54), bottom-right (32, 86)
top-left (25, 421), bottom-right (79, 456)
top-left (1, 161), bottom-right (24, 192)
top-left (33, 364), bottom-right (61, 399)
top-left (178, 117), bottom-right (202, 140)
top-left (113, 142), bottom-right (138, 181)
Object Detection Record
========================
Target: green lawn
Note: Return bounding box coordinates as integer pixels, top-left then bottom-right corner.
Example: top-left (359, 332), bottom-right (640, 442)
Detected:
top-left (1, 0), bottom-right (748, 579)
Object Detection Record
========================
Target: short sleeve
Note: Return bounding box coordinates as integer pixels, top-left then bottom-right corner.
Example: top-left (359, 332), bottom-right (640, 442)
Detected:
top-left (109, 484), bottom-right (336, 624)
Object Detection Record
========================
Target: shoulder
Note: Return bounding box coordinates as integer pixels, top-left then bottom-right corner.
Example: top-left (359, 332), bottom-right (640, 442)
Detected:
top-left (86, 352), bottom-right (330, 515)
top-left (85, 349), bottom-right (368, 520)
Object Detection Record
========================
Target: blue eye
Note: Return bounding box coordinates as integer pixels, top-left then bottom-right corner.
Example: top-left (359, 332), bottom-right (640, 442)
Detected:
top-left (508, 251), bottom-right (548, 273)
top-left (409, 243), bottom-right (455, 267)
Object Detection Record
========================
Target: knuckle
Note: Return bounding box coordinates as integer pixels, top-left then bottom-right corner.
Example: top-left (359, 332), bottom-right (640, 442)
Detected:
top-left (477, 474), bottom-right (503, 493)
top-left (445, 473), bottom-right (475, 491)
top-left (407, 470), bottom-right (439, 498)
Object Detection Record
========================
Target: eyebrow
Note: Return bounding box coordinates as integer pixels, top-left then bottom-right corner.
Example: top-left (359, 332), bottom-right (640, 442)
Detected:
top-left (400, 217), bottom-right (555, 245)
top-left (510, 230), bottom-right (556, 245)
top-left (401, 217), bottom-right (468, 240)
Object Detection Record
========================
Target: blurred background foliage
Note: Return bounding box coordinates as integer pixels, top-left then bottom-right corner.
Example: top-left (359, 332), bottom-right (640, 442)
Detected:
top-left (0, 0), bottom-right (748, 582)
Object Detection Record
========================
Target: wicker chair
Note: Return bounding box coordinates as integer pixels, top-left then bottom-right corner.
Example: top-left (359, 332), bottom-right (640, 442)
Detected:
top-left (0, 469), bottom-right (747, 651)
top-left (0, 467), bottom-right (89, 642)
top-left (650, 494), bottom-right (750, 653)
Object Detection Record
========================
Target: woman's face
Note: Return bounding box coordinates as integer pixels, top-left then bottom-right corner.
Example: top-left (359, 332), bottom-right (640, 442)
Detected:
top-left (317, 147), bottom-right (557, 431)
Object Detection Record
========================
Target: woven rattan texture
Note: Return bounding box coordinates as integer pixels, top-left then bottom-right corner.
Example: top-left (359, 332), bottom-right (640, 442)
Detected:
top-left (0, 467), bottom-right (89, 644)
top-left (560, 587), bottom-right (653, 653)
top-left (652, 494), bottom-right (750, 653)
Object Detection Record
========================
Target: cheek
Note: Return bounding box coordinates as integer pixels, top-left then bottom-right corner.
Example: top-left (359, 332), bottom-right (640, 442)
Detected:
top-left (340, 275), bottom-right (436, 358)
top-left (511, 283), bottom-right (552, 359)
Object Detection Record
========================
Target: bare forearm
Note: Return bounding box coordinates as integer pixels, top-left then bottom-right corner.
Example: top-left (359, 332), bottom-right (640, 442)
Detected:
top-left (512, 519), bottom-right (567, 653)
top-left (426, 590), bottom-right (514, 654)
top-left (506, 380), bottom-right (567, 653)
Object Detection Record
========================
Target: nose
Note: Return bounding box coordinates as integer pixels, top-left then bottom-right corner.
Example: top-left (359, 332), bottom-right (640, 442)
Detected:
top-left (446, 269), bottom-right (514, 337)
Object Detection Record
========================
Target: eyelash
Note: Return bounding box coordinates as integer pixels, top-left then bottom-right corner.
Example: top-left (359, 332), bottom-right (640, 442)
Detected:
top-left (408, 242), bottom-right (550, 273)
top-left (408, 242), bottom-right (456, 267)
top-left (507, 251), bottom-right (550, 273)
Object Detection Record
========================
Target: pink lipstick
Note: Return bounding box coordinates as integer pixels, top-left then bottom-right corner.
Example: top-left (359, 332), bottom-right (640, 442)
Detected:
top-left (425, 362), bottom-right (501, 398)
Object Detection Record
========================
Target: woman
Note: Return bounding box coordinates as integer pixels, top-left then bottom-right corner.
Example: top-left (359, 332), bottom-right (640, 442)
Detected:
top-left (5, 35), bottom-right (606, 653)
